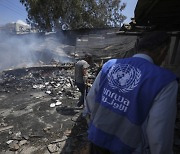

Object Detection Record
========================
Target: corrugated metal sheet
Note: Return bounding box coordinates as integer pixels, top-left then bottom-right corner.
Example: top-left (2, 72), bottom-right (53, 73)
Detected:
top-left (75, 33), bottom-right (137, 59)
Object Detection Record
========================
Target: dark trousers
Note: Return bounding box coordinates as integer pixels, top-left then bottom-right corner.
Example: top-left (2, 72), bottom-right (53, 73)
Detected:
top-left (75, 82), bottom-right (86, 106)
top-left (90, 143), bottom-right (111, 154)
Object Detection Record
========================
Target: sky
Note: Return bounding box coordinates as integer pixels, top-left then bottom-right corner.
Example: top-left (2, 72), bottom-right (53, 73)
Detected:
top-left (0, 0), bottom-right (138, 26)
top-left (122, 0), bottom-right (138, 23)
top-left (0, 0), bottom-right (27, 25)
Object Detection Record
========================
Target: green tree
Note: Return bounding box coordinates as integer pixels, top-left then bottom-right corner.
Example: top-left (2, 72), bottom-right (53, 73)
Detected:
top-left (20, 0), bottom-right (126, 31)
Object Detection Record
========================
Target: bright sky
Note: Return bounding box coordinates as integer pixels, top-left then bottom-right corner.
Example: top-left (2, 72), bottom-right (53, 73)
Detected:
top-left (0, 0), bottom-right (138, 26)
top-left (0, 0), bottom-right (27, 25)
top-left (122, 0), bottom-right (138, 23)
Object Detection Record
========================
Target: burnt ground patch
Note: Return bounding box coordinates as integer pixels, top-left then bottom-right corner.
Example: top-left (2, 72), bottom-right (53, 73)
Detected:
top-left (0, 65), bottom-right (90, 154)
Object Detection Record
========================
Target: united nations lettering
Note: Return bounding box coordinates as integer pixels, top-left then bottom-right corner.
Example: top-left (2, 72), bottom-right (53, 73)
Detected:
top-left (107, 64), bottom-right (141, 93)
top-left (102, 88), bottom-right (130, 112)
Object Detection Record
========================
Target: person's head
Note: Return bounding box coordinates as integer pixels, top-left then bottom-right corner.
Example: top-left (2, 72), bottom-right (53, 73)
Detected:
top-left (135, 31), bottom-right (171, 65)
top-left (84, 53), bottom-right (92, 64)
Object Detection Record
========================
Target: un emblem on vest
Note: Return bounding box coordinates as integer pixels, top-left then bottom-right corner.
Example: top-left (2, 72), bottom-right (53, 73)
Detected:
top-left (107, 64), bottom-right (141, 93)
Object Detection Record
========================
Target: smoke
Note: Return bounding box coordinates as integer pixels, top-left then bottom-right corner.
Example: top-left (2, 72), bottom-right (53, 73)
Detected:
top-left (0, 32), bottom-right (74, 72)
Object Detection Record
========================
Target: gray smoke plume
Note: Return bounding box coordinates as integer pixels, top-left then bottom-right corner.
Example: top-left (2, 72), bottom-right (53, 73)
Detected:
top-left (0, 32), bottom-right (74, 71)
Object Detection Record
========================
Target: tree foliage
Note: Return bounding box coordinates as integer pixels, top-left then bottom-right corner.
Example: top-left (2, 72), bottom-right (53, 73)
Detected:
top-left (20, 0), bottom-right (126, 31)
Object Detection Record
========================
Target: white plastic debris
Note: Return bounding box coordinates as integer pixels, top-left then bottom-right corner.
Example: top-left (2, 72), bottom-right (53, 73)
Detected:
top-left (54, 83), bottom-right (61, 88)
top-left (39, 84), bottom-right (45, 89)
top-left (33, 85), bottom-right (38, 89)
top-left (58, 91), bottom-right (62, 94)
top-left (50, 103), bottom-right (56, 108)
top-left (56, 83), bottom-right (60, 87)
top-left (45, 82), bottom-right (49, 85)
top-left (33, 84), bottom-right (45, 89)
top-left (46, 91), bottom-right (51, 94)
top-left (55, 101), bottom-right (62, 106)
top-left (6, 140), bottom-right (14, 145)
top-left (66, 83), bottom-right (71, 88)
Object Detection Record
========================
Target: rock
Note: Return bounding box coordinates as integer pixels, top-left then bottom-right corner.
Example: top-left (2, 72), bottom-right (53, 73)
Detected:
top-left (18, 140), bottom-right (28, 146)
top-left (12, 131), bottom-right (22, 140)
top-left (43, 126), bottom-right (52, 132)
top-left (23, 135), bottom-right (29, 140)
top-left (51, 136), bottom-right (68, 144)
top-left (9, 141), bottom-right (19, 151)
top-left (9, 131), bottom-right (13, 135)
top-left (47, 144), bottom-right (59, 153)
top-left (64, 129), bottom-right (72, 136)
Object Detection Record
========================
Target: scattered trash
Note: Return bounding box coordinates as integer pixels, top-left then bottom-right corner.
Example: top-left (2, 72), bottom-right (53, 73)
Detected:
top-left (55, 101), bottom-right (62, 106)
top-left (46, 91), bottom-right (51, 94)
top-left (12, 131), bottom-right (22, 140)
top-left (50, 103), bottom-right (56, 108)
top-left (33, 85), bottom-right (38, 89)
top-left (6, 140), bottom-right (14, 145)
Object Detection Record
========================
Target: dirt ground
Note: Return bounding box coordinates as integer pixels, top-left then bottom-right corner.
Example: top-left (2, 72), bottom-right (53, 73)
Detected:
top-left (0, 65), bottom-right (90, 154)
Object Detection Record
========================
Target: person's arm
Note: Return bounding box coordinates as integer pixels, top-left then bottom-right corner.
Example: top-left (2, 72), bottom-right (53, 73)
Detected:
top-left (147, 80), bottom-right (178, 154)
top-left (83, 68), bottom-right (88, 83)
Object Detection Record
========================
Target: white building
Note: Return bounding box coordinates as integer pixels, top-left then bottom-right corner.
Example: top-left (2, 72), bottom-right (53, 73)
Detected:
top-left (15, 20), bottom-right (31, 34)
top-left (0, 20), bottom-right (32, 34)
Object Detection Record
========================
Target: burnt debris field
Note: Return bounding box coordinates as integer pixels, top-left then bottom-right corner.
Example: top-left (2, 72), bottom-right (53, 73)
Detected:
top-left (0, 65), bottom-right (90, 154)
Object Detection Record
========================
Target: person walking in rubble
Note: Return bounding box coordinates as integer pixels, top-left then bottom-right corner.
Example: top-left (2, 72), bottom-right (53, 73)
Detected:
top-left (85, 31), bottom-right (178, 154)
top-left (74, 54), bottom-right (92, 107)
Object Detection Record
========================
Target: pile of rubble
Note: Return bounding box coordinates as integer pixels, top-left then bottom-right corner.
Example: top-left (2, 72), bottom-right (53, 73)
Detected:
top-left (0, 65), bottom-right (90, 154)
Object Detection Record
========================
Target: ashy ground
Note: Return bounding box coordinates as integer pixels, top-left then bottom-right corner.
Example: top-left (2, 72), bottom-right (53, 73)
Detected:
top-left (0, 65), bottom-right (90, 154)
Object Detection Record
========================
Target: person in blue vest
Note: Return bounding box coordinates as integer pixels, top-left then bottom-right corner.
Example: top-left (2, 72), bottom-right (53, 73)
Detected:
top-left (85, 31), bottom-right (178, 154)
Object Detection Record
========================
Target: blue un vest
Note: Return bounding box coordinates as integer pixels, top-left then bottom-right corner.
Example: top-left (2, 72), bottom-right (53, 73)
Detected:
top-left (88, 57), bottom-right (177, 154)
